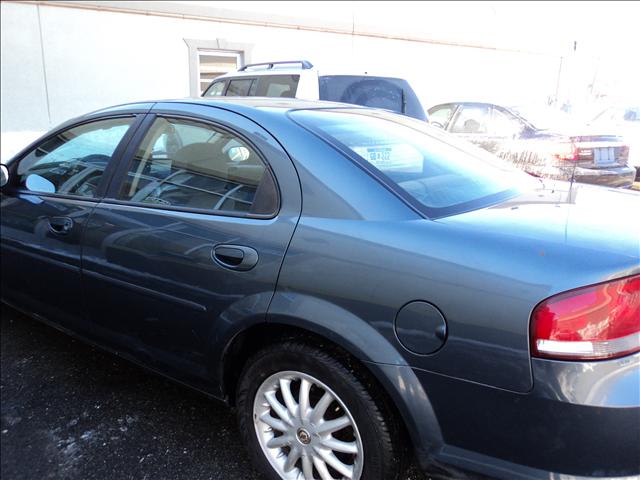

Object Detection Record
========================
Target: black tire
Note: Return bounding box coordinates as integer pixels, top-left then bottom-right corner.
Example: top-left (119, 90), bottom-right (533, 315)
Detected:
top-left (236, 341), bottom-right (407, 480)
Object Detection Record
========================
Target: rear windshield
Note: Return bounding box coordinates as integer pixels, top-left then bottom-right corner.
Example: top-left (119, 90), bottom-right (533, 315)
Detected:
top-left (291, 109), bottom-right (535, 218)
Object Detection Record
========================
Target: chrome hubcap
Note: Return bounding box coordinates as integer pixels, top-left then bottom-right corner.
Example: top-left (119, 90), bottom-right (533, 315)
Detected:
top-left (253, 371), bottom-right (364, 480)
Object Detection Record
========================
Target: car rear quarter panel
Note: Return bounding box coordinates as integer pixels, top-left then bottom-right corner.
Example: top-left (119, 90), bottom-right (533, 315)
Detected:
top-left (268, 120), bottom-right (640, 394)
top-left (270, 160), bottom-right (639, 476)
top-left (275, 217), bottom-right (543, 392)
top-left (255, 116), bottom-right (529, 392)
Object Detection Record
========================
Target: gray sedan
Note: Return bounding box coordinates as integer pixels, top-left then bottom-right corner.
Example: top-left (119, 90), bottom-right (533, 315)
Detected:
top-left (1, 98), bottom-right (638, 480)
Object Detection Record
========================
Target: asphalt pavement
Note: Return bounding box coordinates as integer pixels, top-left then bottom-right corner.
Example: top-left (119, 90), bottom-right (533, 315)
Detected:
top-left (0, 306), bottom-right (469, 480)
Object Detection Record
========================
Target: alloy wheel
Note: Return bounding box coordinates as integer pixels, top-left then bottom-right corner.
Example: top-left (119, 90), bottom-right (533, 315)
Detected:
top-left (253, 370), bottom-right (364, 480)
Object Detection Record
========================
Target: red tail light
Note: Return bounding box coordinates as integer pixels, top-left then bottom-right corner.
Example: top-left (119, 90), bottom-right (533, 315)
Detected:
top-left (554, 142), bottom-right (579, 161)
top-left (531, 275), bottom-right (640, 360)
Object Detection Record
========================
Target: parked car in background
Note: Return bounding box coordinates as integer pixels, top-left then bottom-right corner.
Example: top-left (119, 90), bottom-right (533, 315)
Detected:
top-left (2, 98), bottom-right (639, 480)
top-left (589, 105), bottom-right (640, 179)
top-left (428, 101), bottom-right (636, 188)
top-left (202, 60), bottom-right (428, 121)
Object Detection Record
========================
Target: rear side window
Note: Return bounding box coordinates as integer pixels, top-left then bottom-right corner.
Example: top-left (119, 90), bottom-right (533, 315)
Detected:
top-left (16, 117), bottom-right (135, 198)
top-left (117, 117), bottom-right (277, 216)
top-left (291, 109), bottom-right (534, 218)
top-left (259, 75), bottom-right (299, 98)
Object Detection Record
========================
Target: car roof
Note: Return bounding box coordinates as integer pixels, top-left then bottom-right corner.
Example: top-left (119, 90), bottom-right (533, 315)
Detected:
top-left (93, 96), bottom-right (367, 117)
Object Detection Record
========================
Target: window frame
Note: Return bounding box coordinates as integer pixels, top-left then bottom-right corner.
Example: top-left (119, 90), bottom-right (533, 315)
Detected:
top-left (103, 113), bottom-right (281, 220)
top-left (6, 114), bottom-right (143, 202)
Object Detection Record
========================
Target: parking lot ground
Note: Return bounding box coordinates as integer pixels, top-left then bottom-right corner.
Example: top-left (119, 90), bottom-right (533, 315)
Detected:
top-left (1, 306), bottom-right (479, 480)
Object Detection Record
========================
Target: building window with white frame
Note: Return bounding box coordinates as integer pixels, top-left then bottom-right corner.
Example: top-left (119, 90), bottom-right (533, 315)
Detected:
top-left (197, 51), bottom-right (241, 94)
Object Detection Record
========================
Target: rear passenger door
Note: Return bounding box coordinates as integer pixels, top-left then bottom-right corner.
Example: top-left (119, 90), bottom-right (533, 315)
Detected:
top-left (81, 104), bottom-right (301, 386)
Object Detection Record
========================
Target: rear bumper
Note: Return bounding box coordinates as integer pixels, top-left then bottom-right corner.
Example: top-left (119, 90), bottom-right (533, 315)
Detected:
top-left (412, 353), bottom-right (640, 479)
top-left (529, 164), bottom-right (636, 188)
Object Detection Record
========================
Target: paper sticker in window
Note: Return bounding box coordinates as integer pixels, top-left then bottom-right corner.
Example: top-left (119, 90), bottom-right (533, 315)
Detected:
top-left (351, 144), bottom-right (423, 173)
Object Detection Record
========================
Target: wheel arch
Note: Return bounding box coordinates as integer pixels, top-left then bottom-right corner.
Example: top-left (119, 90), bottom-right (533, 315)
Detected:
top-left (220, 293), bottom-right (445, 464)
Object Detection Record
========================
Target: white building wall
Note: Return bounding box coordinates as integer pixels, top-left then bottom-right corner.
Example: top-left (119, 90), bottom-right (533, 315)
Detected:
top-left (1, 1), bottom-right (565, 160)
top-left (1, 3), bottom-right (50, 151)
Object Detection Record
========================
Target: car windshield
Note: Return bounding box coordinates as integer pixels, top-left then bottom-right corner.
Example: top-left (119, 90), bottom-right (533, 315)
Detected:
top-left (509, 105), bottom-right (579, 131)
top-left (291, 109), bottom-right (537, 218)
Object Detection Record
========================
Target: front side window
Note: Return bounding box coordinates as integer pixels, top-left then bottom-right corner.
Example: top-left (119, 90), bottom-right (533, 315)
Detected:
top-left (118, 117), bottom-right (277, 215)
top-left (16, 117), bottom-right (135, 197)
top-left (292, 109), bottom-right (535, 218)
